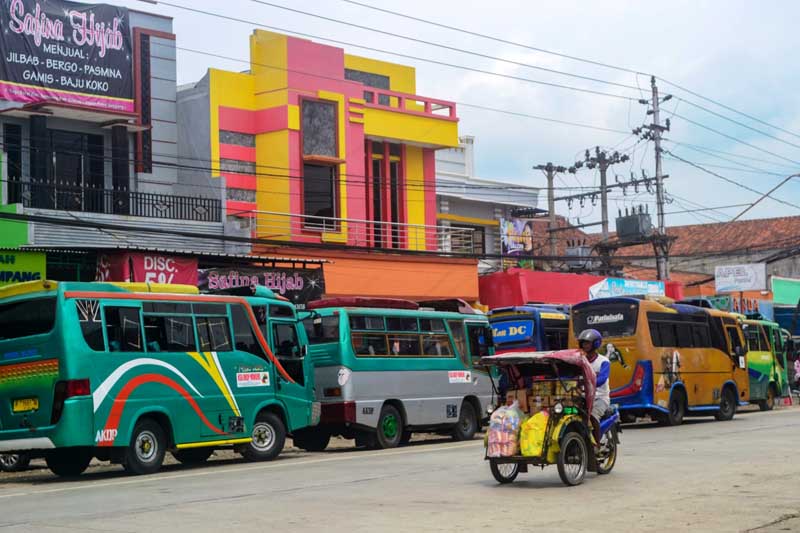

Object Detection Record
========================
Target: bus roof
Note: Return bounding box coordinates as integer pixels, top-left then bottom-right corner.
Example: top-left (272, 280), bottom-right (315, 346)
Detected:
top-left (307, 305), bottom-right (482, 321)
top-left (488, 306), bottom-right (568, 320)
top-left (307, 297), bottom-right (419, 311)
top-left (0, 279), bottom-right (58, 299)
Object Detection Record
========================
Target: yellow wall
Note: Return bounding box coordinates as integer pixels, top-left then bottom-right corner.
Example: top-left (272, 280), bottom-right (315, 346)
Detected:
top-left (405, 146), bottom-right (426, 250)
top-left (344, 54), bottom-right (416, 94)
top-left (363, 107), bottom-right (459, 149)
top-left (255, 130), bottom-right (290, 238)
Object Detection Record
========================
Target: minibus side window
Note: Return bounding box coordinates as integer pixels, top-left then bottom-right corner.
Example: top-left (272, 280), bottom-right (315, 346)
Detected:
top-left (105, 307), bottom-right (144, 352)
top-left (448, 320), bottom-right (468, 367)
top-left (230, 305), bottom-right (265, 359)
top-left (76, 299), bottom-right (104, 351)
top-left (197, 316), bottom-right (233, 352)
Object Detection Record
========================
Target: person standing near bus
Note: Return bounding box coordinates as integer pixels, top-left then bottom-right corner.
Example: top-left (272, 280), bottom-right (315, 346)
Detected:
top-left (578, 329), bottom-right (611, 431)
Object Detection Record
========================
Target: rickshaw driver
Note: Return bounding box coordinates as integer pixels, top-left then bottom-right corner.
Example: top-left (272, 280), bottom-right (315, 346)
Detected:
top-left (578, 329), bottom-right (611, 442)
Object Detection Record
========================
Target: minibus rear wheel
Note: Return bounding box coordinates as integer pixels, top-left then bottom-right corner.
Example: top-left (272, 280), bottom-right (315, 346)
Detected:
top-left (241, 412), bottom-right (286, 461)
top-left (375, 404), bottom-right (403, 449)
top-left (46, 448), bottom-right (93, 478)
top-left (758, 384), bottom-right (776, 412)
top-left (124, 418), bottom-right (167, 475)
top-left (452, 402), bottom-right (478, 441)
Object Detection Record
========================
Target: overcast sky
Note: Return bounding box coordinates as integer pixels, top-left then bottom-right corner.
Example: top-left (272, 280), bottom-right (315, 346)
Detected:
top-left (112, 0), bottom-right (800, 229)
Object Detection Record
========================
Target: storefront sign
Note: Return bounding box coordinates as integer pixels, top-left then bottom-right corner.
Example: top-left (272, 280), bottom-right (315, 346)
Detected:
top-left (198, 267), bottom-right (325, 308)
top-left (499, 218), bottom-right (534, 256)
top-left (96, 253), bottom-right (198, 285)
top-left (715, 263), bottom-right (767, 293)
top-left (0, 0), bottom-right (133, 112)
top-left (0, 250), bottom-right (45, 286)
top-left (588, 277), bottom-right (665, 300)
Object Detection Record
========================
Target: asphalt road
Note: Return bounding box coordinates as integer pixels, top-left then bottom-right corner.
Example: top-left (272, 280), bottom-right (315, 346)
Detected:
top-left (1, 408), bottom-right (798, 533)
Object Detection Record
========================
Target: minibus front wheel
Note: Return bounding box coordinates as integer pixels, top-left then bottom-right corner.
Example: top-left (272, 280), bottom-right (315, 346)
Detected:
top-left (241, 411), bottom-right (286, 461)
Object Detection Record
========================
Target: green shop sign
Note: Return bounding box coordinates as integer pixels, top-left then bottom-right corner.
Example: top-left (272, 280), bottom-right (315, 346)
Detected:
top-left (0, 251), bottom-right (46, 286)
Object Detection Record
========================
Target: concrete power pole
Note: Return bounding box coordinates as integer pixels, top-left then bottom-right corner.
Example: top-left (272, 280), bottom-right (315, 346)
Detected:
top-left (648, 76), bottom-right (671, 280)
top-left (534, 162), bottom-right (567, 258)
top-left (579, 148), bottom-right (629, 242)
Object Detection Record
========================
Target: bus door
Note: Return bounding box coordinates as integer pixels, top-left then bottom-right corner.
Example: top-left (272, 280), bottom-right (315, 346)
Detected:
top-left (723, 324), bottom-right (748, 401)
top-left (466, 321), bottom-right (493, 373)
top-left (251, 304), bottom-right (313, 430)
top-left (767, 325), bottom-right (789, 395)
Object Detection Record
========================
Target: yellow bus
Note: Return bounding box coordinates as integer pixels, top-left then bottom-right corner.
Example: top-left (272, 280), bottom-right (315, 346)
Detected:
top-left (569, 297), bottom-right (749, 425)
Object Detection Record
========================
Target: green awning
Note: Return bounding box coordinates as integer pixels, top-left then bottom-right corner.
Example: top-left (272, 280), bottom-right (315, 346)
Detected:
top-left (771, 276), bottom-right (800, 305)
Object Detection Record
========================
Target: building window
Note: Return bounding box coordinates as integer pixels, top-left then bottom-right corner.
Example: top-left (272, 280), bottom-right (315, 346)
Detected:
top-left (344, 69), bottom-right (390, 105)
top-left (4, 124), bottom-right (22, 204)
top-left (451, 224), bottom-right (485, 255)
top-left (303, 163), bottom-right (337, 230)
top-left (302, 100), bottom-right (337, 158)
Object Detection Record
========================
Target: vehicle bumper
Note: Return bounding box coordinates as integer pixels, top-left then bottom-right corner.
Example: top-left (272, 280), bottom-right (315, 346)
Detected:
top-left (0, 397), bottom-right (94, 452)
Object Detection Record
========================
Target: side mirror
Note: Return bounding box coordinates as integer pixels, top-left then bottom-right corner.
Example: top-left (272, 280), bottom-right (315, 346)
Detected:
top-left (734, 346), bottom-right (746, 369)
top-left (483, 326), bottom-right (495, 347)
top-left (301, 345), bottom-right (309, 358)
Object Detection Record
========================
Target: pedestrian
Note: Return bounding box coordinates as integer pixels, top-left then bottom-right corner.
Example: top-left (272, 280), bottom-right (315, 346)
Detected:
top-left (794, 357), bottom-right (800, 391)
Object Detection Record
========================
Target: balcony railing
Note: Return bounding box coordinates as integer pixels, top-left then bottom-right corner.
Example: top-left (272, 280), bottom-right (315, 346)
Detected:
top-left (8, 180), bottom-right (221, 223)
top-left (362, 88), bottom-right (457, 120)
top-left (249, 210), bottom-right (475, 254)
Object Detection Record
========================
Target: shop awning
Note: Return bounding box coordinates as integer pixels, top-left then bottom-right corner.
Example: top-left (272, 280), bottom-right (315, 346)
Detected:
top-left (321, 253), bottom-right (479, 301)
top-left (0, 101), bottom-right (149, 132)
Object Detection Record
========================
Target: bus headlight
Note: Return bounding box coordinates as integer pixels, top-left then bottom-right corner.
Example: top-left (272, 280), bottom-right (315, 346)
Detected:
top-left (553, 402), bottom-right (564, 415)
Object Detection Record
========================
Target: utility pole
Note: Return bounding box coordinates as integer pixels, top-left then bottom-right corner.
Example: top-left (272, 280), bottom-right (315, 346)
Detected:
top-left (534, 162), bottom-right (567, 258)
top-left (635, 76), bottom-right (672, 280)
top-left (577, 148), bottom-right (629, 241)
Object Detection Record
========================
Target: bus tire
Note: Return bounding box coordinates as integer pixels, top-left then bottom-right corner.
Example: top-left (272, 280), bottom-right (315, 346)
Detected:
top-left (123, 418), bottom-right (167, 475)
top-left (659, 389), bottom-right (686, 426)
top-left (715, 387), bottom-right (737, 421)
top-left (292, 429), bottom-right (331, 452)
top-left (452, 402), bottom-right (478, 441)
top-left (0, 453), bottom-right (31, 472)
top-left (376, 404), bottom-right (403, 449)
top-left (242, 412), bottom-right (286, 461)
top-left (758, 384), bottom-right (776, 412)
top-left (46, 448), bottom-right (93, 478)
top-left (172, 448), bottom-right (214, 465)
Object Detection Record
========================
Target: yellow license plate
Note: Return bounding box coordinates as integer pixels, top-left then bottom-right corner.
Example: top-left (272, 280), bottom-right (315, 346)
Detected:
top-left (12, 398), bottom-right (38, 413)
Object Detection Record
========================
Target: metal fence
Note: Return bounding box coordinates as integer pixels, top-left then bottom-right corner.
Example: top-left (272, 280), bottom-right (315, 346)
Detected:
top-left (9, 180), bottom-right (221, 223)
top-left (249, 210), bottom-right (476, 254)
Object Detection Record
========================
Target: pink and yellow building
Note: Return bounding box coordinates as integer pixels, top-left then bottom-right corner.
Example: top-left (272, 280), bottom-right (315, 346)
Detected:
top-left (179, 30), bottom-right (459, 251)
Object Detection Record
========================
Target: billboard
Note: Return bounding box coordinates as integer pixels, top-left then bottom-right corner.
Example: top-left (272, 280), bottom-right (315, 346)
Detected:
top-left (0, 0), bottom-right (134, 112)
top-left (499, 217), bottom-right (534, 256)
top-left (0, 250), bottom-right (45, 286)
top-left (588, 277), bottom-right (665, 300)
top-left (714, 263), bottom-right (767, 293)
top-left (198, 267), bottom-right (325, 308)
top-left (96, 253), bottom-right (199, 285)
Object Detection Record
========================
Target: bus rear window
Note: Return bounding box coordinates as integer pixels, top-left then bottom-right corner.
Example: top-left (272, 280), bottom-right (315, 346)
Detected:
top-left (572, 303), bottom-right (639, 338)
top-left (303, 315), bottom-right (340, 344)
top-left (0, 297), bottom-right (56, 340)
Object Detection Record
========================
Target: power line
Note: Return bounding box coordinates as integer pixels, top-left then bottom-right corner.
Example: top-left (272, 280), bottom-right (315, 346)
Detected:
top-left (156, 1), bottom-right (637, 102)
top-left (338, 0), bottom-right (800, 142)
top-left (666, 140), bottom-right (797, 169)
top-left (663, 151), bottom-right (800, 212)
top-left (249, 0), bottom-right (641, 92)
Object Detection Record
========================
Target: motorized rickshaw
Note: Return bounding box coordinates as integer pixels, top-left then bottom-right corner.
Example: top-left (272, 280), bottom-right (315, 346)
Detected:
top-left (480, 350), bottom-right (621, 486)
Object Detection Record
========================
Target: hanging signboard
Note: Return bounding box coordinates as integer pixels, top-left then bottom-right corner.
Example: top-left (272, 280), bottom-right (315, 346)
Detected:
top-left (96, 253), bottom-right (198, 285)
top-left (198, 267), bottom-right (325, 308)
top-left (588, 277), bottom-right (665, 300)
top-left (0, 0), bottom-right (134, 112)
top-left (714, 263), bottom-right (767, 293)
top-left (499, 217), bottom-right (534, 256)
top-left (0, 250), bottom-right (45, 286)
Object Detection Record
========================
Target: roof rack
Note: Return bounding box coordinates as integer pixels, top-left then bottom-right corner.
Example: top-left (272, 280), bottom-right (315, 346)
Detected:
top-left (110, 282), bottom-right (199, 294)
top-left (416, 299), bottom-right (480, 314)
top-left (306, 297), bottom-right (419, 311)
top-left (202, 285), bottom-right (287, 301)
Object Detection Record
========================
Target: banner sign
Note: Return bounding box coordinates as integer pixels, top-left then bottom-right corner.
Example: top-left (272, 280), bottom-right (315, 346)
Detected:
top-left (198, 267), bottom-right (325, 308)
top-left (715, 263), bottom-right (767, 293)
top-left (499, 217), bottom-right (534, 256)
top-left (491, 319), bottom-right (533, 344)
top-left (0, 250), bottom-right (45, 286)
top-left (96, 253), bottom-right (198, 285)
top-left (771, 276), bottom-right (800, 306)
top-left (0, 0), bottom-right (133, 112)
top-left (588, 277), bottom-right (665, 300)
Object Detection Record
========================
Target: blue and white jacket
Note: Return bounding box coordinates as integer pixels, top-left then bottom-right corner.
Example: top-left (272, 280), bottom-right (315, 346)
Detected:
top-left (589, 353), bottom-right (611, 405)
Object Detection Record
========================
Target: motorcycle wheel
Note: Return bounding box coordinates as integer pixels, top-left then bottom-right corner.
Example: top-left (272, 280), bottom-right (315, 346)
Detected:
top-left (596, 428), bottom-right (618, 475)
top-left (489, 460), bottom-right (519, 484)
top-left (557, 432), bottom-right (588, 486)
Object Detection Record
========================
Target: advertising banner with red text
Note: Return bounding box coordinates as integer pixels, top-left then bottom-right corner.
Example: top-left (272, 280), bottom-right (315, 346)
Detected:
top-left (96, 252), bottom-right (198, 285)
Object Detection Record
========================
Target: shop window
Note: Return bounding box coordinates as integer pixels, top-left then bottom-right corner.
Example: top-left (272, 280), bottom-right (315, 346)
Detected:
top-left (451, 224), bottom-right (485, 255)
top-left (4, 124), bottom-right (22, 204)
top-left (144, 315), bottom-right (196, 352)
top-left (345, 69), bottom-right (390, 105)
top-left (105, 307), bottom-right (143, 352)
